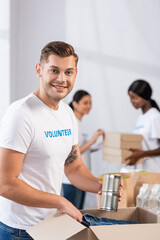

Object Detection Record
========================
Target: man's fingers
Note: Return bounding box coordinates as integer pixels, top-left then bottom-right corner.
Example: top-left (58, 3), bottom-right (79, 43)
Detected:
top-left (118, 180), bottom-right (124, 201)
top-left (76, 213), bottom-right (83, 222)
top-left (120, 179), bottom-right (124, 187)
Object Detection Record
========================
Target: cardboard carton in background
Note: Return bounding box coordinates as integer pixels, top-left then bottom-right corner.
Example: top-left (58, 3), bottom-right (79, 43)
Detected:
top-left (103, 147), bottom-right (132, 158)
top-left (102, 154), bottom-right (127, 163)
top-left (27, 207), bottom-right (160, 240)
top-left (103, 132), bottom-right (142, 149)
top-left (102, 132), bottom-right (142, 163)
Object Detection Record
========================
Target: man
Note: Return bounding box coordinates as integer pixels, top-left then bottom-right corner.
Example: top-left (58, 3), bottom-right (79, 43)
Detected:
top-left (0, 41), bottom-right (122, 239)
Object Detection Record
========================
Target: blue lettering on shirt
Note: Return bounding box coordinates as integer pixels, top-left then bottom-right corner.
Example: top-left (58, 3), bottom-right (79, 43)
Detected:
top-left (44, 129), bottom-right (72, 138)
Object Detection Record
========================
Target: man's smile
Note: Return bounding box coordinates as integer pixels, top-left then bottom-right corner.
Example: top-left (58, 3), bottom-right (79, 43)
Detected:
top-left (51, 84), bottom-right (68, 89)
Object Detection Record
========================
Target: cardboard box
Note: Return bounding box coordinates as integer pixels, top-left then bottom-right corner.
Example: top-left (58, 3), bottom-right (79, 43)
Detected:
top-left (102, 147), bottom-right (131, 163)
top-left (102, 132), bottom-right (142, 163)
top-left (103, 147), bottom-right (132, 158)
top-left (103, 132), bottom-right (142, 149)
top-left (102, 154), bottom-right (144, 164)
top-left (27, 207), bottom-right (160, 240)
top-left (102, 153), bottom-right (126, 163)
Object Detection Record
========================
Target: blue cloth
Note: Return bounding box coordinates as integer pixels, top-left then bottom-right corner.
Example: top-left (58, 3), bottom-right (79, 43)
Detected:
top-left (82, 213), bottom-right (139, 226)
top-left (62, 183), bottom-right (85, 209)
top-left (0, 221), bottom-right (33, 240)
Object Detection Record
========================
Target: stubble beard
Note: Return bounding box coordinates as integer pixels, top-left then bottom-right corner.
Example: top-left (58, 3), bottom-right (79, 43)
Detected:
top-left (46, 85), bottom-right (72, 103)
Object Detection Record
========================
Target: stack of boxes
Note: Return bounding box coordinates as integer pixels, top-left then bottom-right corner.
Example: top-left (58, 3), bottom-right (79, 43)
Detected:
top-left (102, 132), bottom-right (142, 164)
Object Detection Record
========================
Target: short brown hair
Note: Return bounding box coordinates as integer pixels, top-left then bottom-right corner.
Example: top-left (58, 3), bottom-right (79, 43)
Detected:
top-left (40, 41), bottom-right (78, 66)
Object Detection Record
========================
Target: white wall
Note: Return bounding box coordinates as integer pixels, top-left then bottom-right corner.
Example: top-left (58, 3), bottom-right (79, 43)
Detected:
top-left (4, 0), bottom-right (160, 208)
top-left (0, 0), bottom-right (10, 118)
top-left (9, 0), bottom-right (160, 130)
top-left (10, 0), bottom-right (67, 103)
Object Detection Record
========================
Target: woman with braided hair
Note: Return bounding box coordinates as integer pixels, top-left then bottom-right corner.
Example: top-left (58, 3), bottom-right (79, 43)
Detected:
top-left (125, 79), bottom-right (160, 172)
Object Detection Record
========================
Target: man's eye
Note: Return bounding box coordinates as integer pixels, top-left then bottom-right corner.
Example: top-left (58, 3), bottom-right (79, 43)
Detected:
top-left (51, 69), bottom-right (58, 73)
top-left (66, 71), bottom-right (73, 75)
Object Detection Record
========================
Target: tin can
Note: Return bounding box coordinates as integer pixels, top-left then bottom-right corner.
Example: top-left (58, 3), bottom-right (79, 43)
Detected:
top-left (100, 174), bottom-right (121, 211)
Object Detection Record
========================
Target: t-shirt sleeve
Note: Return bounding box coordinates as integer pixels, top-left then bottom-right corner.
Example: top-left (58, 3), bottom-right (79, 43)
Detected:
top-left (150, 114), bottom-right (160, 139)
top-left (0, 108), bottom-right (33, 153)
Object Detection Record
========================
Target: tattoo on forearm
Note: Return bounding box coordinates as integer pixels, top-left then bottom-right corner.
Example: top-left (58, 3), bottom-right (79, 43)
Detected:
top-left (65, 145), bottom-right (78, 167)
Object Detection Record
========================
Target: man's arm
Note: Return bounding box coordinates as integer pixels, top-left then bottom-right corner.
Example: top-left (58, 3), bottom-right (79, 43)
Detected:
top-left (0, 147), bottom-right (82, 222)
top-left (65, 144), bottom-right (123, 201)
top-left (64, 144), bottom-right (102, 193)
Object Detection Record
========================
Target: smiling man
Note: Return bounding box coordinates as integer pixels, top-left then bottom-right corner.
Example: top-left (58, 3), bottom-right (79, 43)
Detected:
top-left (0, 41), bottom-right (106, 239)
top-left (35, 49), bottom-right (78, 108)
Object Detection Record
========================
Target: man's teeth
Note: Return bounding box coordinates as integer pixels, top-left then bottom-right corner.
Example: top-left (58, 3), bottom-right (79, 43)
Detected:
top-left (54, 86), bottom-right (65, 89)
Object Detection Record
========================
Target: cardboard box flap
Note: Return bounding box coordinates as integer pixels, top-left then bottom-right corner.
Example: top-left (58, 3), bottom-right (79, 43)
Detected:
top-left (138, 207), bottom-right (160, 223)
top-left (102, 147), bottom-right (132, 157)
top-left (121, 133), bottom-right (142, 142)
top-left (90, 224), bottom-right (160, 240)
top-left (104, 132), bottom-right (142, 142)
top-left (27, 213), bottom-right (86, 240)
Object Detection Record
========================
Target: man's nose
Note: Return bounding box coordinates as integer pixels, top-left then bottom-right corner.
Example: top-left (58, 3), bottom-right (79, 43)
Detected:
top-left (57, 72), bottom-right (65, 83)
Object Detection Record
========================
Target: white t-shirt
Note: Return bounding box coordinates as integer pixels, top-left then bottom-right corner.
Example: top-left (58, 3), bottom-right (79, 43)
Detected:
top-left (63, 118), bottom-right (91, 184)
top-left (77, 119), bottom-right (91, 169)
top-left (133, 108), bottom-right (160, 172)
top-left (0, 93), bottom-right (78, 229)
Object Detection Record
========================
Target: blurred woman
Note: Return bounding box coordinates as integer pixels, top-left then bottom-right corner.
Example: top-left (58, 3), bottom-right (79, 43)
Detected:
top-left (62, 90), bottom-right (104, 209)
top-left (125, 79), bottom-right (160, 172)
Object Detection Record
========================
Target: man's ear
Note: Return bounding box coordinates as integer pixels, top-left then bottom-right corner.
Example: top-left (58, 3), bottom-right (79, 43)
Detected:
top-left (75, 68), bottom-right (78, 76)
top-left (35, 63), bottom-right (42, 77)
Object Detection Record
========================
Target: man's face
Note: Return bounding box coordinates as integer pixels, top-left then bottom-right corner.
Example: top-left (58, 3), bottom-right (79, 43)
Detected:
top-left (36, 54), bottom-right (77, 107)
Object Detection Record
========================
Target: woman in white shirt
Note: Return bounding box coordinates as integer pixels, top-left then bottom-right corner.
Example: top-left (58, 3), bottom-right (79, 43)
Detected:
top-left (125, 79), bottom-right (160, 172)
top-left (62, 90), bottom-right (104, 209)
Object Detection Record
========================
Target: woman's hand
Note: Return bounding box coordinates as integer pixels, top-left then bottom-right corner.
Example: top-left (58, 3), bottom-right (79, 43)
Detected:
top-left (91, 129), bottom-right (105, 144)
top-left (124, 148), bottom-right (144, 165)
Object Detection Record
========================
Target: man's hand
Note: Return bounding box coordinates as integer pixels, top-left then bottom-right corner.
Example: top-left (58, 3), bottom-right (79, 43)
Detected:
top-left (59, 197), bottom-right (82, 222)
top-left (124, 148), bottom-right (144, 165)
top-left (118, 180), bottom-right (123, 201)
top-left (97, 179), bottom-right (123, 202)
